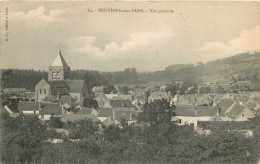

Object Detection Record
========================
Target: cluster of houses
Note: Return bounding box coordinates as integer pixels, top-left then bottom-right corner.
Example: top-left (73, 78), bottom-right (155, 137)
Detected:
top-left (2, 51), bottom-right (260, 130)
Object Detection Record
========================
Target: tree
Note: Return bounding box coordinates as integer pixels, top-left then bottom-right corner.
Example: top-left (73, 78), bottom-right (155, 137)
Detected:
top-left (84, 70), bottom-right (109, 93)
top-left (165, 83), bottom-right (177, 96)
top-left (121, 86), bottom-right (129, 95)
top-left (1, 114), bottom-right (47, 164)
top-left (49, 116), bottom-right (63, 128)
top-left (104, 85), bottom-right (116, 94)
top-left (140, 99), bottom-right (176, 124)
top-left (82, 97), bottom-right (98, 109)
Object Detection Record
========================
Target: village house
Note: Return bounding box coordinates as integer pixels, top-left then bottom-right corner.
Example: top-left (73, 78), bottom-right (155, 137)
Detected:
top-left (38, 103), bottom-right (64, 121)
top-left (226, 103), bottom-right (255, 121)
top-left (75, 107), bottom-right (98, 116)
top-left (97, 108), bottom-right (113, 122)
top-left (92, 85), bottom-right (104, 95)
top-left (110, 99), bottom-right (136, 109)
top-left (95, 93), bottom-right (109, 108)
top-left (112, 108), bottom-right (139, 125)
top-left (193, 94), bottom-right (213, 106)
top-left (244, 99), bottom-right (260, 113)
top-left (18, 101), bottom-right (40, 115)
top-left (173, 106), bottom-right (197, 126)
top-left (216, 98), bottom-right (235, 117)
top-left (60, 114), bottom-right (100, 123)
top-left (148, 92), bottom-right (169, 103)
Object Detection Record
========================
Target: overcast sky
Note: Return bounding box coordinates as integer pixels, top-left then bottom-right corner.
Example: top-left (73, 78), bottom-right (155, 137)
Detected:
top-left (0, 2), bottom-right (259, 72)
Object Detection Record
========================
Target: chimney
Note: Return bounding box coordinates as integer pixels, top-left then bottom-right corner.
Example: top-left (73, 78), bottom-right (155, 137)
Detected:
top-left (39, 102), bottom-right (41, 110)
top-left (184, 91), bottom-right (188, 97)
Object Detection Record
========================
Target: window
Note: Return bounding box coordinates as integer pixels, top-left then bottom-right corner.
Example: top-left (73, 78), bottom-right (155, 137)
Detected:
top-left (242, 114), bottom-right (244, 117)
top-left (179, 119), bottom-right (182, 124)
top-left (57, 71), bottom-right (60, 79)
top-left (41, 115), bottom-right (44, 119)
top-left (52, 72), bottom-right (56, 79)
top-left (44, 89), bottom-right (46, 94)
top-left (40, 89), bottom-right (41, 94)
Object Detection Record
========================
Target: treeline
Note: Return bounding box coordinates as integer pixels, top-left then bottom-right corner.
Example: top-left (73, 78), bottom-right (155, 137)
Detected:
top-left (1, 100), bottom-right (260, 164)
top-left (1, 69), bottom-right (48, 91)
top-left (1, 68), bottom-right (139, 92)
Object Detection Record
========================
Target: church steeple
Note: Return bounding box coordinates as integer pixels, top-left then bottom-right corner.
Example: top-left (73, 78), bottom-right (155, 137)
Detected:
top-left (48, 51), bottom-right (70, 81)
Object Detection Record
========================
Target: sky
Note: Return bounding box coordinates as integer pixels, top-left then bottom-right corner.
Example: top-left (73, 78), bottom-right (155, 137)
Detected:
top-left (0, 2), bottom-right (259, 72)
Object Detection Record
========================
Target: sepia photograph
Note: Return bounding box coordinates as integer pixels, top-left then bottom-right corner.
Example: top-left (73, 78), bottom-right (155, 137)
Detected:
top-left (0, 1), bottom-right (260, 163)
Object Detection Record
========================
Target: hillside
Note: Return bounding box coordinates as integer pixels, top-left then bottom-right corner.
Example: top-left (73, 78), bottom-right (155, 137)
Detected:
top-left (165, 64), bottom-right (194, 71)
top-left (143, 52), bottom-right (260, 85)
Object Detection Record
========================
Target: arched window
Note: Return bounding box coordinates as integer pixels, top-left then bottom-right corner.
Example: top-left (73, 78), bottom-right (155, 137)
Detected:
top-left (40, 89), bottom-right (42, 94)
top-left (52, 72), bottom-right (56, 79)
top-left (44, 89), bottom-right (46, 94)
top-left (57, 71), bottom-right (60, 79)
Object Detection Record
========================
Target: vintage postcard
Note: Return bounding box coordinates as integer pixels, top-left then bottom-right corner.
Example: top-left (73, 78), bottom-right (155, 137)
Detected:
top-left (0, 1), bottom-right (260, 164)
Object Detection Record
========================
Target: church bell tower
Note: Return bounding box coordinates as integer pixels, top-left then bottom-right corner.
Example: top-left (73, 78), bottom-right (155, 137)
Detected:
top-left (48, 51), bottom-right (70, 81)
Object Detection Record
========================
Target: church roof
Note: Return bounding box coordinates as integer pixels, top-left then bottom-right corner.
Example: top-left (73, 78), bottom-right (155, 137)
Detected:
top-left (65, 80), bottom-right (85, 93)
top-left (48, 81), bottom-right (68, 88)
top-left (51, 51), bottom-right (69, 67)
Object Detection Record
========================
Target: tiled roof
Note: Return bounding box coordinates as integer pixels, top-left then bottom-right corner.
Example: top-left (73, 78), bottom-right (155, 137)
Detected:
top-left (60, 114), bottom-right (99, 122)
top-left (113, 95), bottom-right (132, 100)
top-left (213, 94), bottom-right (224, 103)
top-left (110, 99), bottom-right (135, 108)
top-left (65, 80), bottom-right (85, 93)
top-left (42, 95), bottom-right (59, 102)
top-left (175, 106), bottom-right (196, 117)
top-left (149, 92), bottom-right (169, 99)
top-left (208, 94), bottom-right (216, 100)
top-left (60, 95), bottom-right (71, 105)
top-left (196, 106), bottom-right (217, 117)
top-left (24, 92), bottom-right (35, 100)
top-left (48, 81), bottom-right (68, 88)
top-left (194, 95), bottom-right (211, 105)
top-left (103, 118), bottom-right (115, 126)
top-left (227, 104), bottom-right (245, 119)
top-left (92, 86), bottom-right (104, 93)
top-left (97, 108), bottom-right (113, 117)
top-left (3, 88), bottom-right (27, 94)
top-left (176, 96), bottom-right (193, 106)
top-left (39, 103), bottom-right (62, 115)
top-left (18, 101), bottom-right (39, 112)
top-left (217, 98), bottom-right (234, 108)
top-left (76, 107), bottom-right (93, 114)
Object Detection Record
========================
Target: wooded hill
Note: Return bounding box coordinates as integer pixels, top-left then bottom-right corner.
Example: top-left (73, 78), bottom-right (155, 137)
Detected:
top-left (1, 52), bottom-right (259, 91)
top-left (141, 52), bottom-right (260, 86)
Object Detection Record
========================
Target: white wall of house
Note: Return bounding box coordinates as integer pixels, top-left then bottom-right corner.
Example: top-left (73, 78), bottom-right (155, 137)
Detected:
top-left (97, 117), bottom-right (108, 122)
top-left (40, 115), bottom-right (52, 120)
top-left (197, 116), bottom-right (213, 121)
top-left (173, 116), bottom-right (198, 126)
top-left (23, 111), bottom-right (39, 114)
top-left (235, 108), bottom-right (255, 121)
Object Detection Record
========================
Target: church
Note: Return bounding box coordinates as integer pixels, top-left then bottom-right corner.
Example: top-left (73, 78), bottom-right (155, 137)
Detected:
top-left (35, 51), bottom-right (88, 105)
